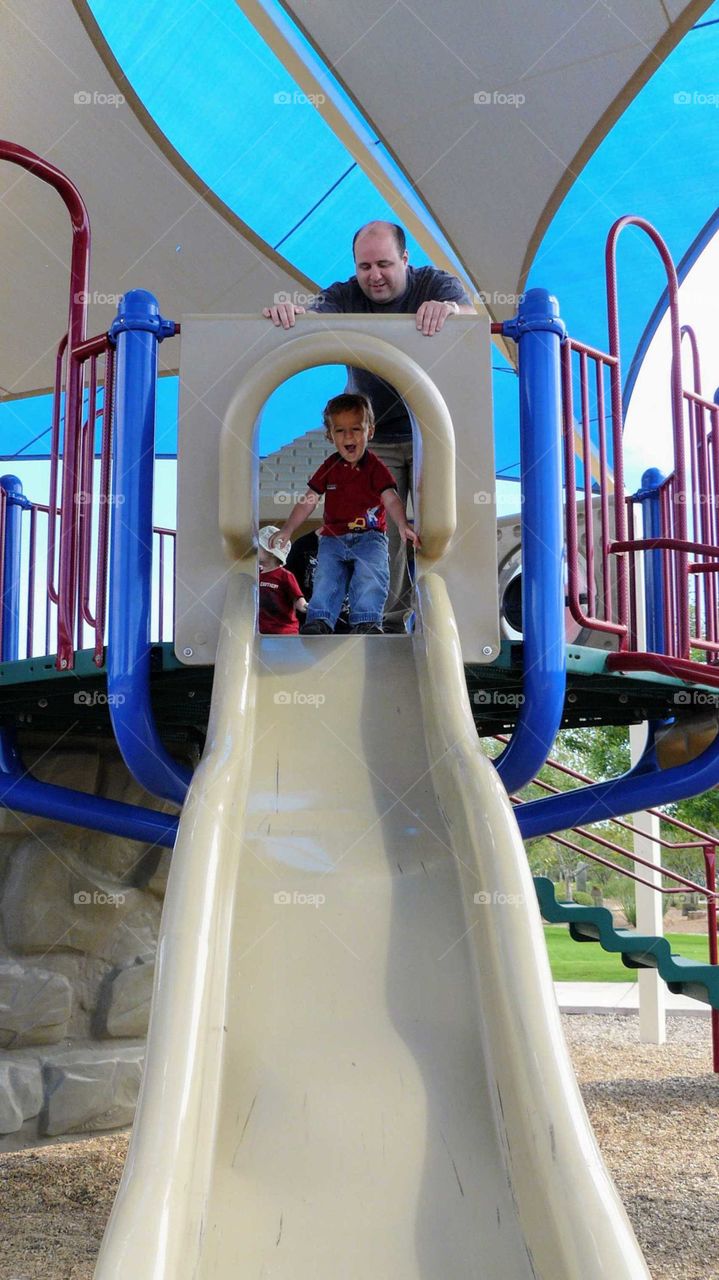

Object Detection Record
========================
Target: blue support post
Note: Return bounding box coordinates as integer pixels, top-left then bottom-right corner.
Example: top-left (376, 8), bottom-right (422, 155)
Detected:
top-left (494, 289), bottom-right (566, 793)
top-left (636, 467), bottom-right (666, 654)
top-left (0, 727), bottom-right (177, 847)
top-left (0, 475), bottom-right (29, 662)
top-left (108, 290), bottom-right (191, 805)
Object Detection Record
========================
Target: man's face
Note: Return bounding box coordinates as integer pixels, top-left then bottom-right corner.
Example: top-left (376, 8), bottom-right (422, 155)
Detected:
top-left (354, 230), bottom-right (409, 304)
top-left (328, 408), bottom-right (374, 464)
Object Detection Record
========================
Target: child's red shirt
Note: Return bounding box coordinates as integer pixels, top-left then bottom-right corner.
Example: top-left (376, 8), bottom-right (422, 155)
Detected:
top-left (259, 565), bottom-right (304, 634)
top-left (308, 449), bottom-right (397, 536)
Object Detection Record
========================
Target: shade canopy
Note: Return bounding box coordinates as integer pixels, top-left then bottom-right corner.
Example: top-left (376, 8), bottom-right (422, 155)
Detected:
top-left (0, 0), bottom-right (310, 400)
top-left (276, 0), bottom-right (710, 319)
top-left (0, 0), bottom-right (712, 469)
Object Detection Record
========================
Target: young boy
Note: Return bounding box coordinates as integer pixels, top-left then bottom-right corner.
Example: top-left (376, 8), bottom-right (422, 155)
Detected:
top-left (257, 525), bottom-right (307, 634)
top-left (271, 394), bottom-right (419, 634)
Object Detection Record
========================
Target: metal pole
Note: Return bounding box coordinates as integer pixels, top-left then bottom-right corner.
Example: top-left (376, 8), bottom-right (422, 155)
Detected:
top-left (0, 475), bottom-right (28, 662)
top-left (0, 142), bottom-right (91, 670)
top-left (636, 468), bottom-right (666, 656)
top-left (108, 290), bottom-right (190, 805)
top-left (629, 723), bottom-right (666, 1044)
top-left (495, 288), bottom-right (566, 793)
top-left (0, 726), bottom-right (177, 847)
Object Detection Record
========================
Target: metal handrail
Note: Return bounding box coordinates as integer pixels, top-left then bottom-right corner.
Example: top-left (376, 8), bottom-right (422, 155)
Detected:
top-left (499, 736), bottom-right (719, 1067)
top-left (496, 736), bottom-right (717, 883)
top-left (496, 738), bottom-right (715, 848)
top-left (0, 141), bottom-right (92, 670)
top-left (533, 827), bottom-right (707, 900)
top-left (562, 338), bottom-right (625, 641)
top-left (0, 494), bottom-right (175, 660)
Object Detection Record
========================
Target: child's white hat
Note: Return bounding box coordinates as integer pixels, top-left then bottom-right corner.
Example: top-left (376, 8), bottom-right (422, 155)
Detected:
top-left (258, 525), bottom-right (289, 565)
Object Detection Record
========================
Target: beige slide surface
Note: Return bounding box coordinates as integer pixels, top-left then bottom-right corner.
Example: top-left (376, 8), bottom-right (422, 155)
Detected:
top-left (95, 571), bottom-right (648, 1279)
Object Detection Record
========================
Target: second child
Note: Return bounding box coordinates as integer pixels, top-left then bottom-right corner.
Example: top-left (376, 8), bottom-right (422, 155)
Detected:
top-left (271, 394), bottom-right (419, 634)
top-left (258, 525), bottom-right (307, 634)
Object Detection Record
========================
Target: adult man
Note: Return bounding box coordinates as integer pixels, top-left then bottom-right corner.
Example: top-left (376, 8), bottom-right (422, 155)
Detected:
top-left (263, 220), bottom-right (474, 622)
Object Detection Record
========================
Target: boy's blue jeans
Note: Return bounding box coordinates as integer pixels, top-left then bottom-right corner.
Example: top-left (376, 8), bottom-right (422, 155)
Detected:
top-left (306, 531), bottom-right (390, 628)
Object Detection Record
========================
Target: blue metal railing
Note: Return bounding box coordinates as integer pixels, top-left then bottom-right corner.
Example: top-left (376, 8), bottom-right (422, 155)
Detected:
top-left (0, 475), bottom-right (29, 662)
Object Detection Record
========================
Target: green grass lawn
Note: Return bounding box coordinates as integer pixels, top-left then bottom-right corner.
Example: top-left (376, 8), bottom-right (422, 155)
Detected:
top-left (544, 924), bottom-right (713, 982)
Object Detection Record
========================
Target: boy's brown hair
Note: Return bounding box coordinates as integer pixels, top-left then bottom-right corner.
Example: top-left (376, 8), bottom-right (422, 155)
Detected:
top-left (322, 393), bottom-right (375, 440)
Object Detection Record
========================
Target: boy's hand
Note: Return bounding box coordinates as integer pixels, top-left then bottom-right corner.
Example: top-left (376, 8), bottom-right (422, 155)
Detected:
top-left (400, 525), bottom-right (421, 548)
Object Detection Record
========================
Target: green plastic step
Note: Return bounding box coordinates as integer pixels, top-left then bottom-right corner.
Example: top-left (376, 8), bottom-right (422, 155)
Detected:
top-left (534, 876), bottom-right (719, 1009)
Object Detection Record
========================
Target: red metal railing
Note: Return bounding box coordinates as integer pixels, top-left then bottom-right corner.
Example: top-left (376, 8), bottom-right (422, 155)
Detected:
top-left (0, 142), bottom-right (180, 669)
top-left (562, 215), bottom-right (719, 685)
top-left (0, 142), bottom-right (93, 670)
top-left (498, 737), bottom-right (719, 1069)
top-left (562, 338), bottom-right (626, 643)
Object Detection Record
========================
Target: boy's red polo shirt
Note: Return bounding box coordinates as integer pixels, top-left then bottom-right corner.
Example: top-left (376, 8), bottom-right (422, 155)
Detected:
top-left (308, 449), bottom-right (397, 536)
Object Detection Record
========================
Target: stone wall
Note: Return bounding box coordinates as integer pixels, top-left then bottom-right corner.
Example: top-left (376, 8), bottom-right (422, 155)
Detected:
top-left (0, 740), bottom-right (179, 1146)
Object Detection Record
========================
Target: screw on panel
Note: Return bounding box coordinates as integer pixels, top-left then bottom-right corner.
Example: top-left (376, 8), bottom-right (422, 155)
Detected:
top-left (182, 647), bottom-right (194, 658)
top-left (482, 645), bottom-right (493, 656)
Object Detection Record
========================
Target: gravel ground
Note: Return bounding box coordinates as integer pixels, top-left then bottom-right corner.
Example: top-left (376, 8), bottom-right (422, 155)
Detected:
top-left (563, 1013), bottom-right (719, 1280)
top-left (0, 1014), bottom-right (716, 1279)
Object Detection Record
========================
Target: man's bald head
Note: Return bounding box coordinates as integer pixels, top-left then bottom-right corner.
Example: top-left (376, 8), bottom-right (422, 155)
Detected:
top-left (352, 221), bottom-right (406, 258)
top-left (352, 222), bottom-right (409, 304)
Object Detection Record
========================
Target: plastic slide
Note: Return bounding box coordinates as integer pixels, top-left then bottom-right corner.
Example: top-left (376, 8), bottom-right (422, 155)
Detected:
top-left (94, 570), bottom-right (649, 1279)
